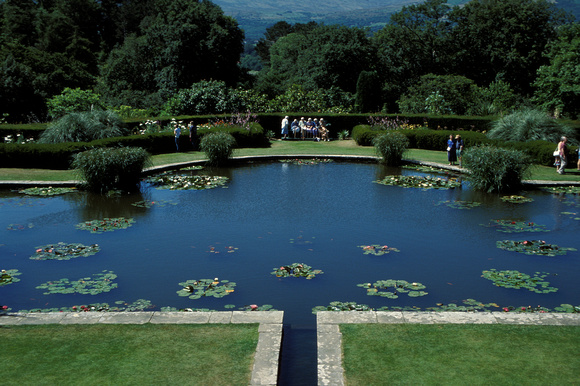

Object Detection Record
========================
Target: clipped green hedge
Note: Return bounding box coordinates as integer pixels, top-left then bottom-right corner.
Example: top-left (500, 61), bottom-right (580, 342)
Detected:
top-left (351, 125), bottom-right (578, 167)
top-left (0, 123), bottom-right (268, 169)
top-left (0, 123), bottom-right (49, 141)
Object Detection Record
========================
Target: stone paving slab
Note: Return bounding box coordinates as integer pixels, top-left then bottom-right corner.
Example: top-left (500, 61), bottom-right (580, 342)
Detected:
top-left (317, 311), bottom-right (580, 385)
top-left (98, 312), bottom-right (154, 324)
top-left (150, 311), bottom-right (211, 324)
top-left (232, 311), bottom-right (284, 324)
top-left (208, 311), bottom-right (233, 324)
top-left (16, 312), bottom-right (67, 324)
top-left (60, 312), bottom-right (104, 324)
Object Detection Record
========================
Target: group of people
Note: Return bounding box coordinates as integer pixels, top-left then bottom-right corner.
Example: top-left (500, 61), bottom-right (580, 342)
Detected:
top-left (446, 134), bottom-right (464, 167)
top-left (281, 116), bottom-right (330, 141)
top-left (554, 136), bottom-right (580, 174)
top-left (173, 121), bottom-right (197, 152)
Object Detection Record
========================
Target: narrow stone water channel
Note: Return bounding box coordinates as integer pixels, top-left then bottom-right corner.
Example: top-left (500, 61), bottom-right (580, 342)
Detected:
top-left (278, 324), bottom-right (318, 385)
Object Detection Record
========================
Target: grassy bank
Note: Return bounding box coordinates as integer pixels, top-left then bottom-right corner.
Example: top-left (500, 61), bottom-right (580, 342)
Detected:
top-left (0, 140), bottom-right (578, 182)
top-left (341, 324), bottom-right (580, 385)
top-left (0, 323), bottom-right (258, 385)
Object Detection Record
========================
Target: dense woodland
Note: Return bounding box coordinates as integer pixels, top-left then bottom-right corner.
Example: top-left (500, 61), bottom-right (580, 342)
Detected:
top-left (0, 0), bottom-right (579, 122)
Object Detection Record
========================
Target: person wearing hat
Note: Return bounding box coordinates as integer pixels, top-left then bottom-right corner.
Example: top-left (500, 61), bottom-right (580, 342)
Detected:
top-left (455, 134), bottom-right (464, 167)
top-left (281, 116), bottom-right (289, 140)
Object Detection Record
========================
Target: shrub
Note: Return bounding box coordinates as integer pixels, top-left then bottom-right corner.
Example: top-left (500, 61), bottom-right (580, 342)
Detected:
top-left (72, 147), bottom-right (151, 193)
top-left (373, 131), bottom-right (409, 166)
top-left (162, 80), bottom-right (247, 115)
top-left (487, 108), bottom-right (576, 143)
top-left (39, 110), bottom-right (128, 144)
top-left (200, 132), bottom-right (236, 166)
top-left (47, 88), bottom-right (103, 119)
top-left (463, 145), bottom-right (532, 193)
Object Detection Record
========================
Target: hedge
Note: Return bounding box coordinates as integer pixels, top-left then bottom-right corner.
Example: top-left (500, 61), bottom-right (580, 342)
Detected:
top-left (0, 123), bottom-right (268, 169)
top-left (351, 125), bottom-right (579, 167)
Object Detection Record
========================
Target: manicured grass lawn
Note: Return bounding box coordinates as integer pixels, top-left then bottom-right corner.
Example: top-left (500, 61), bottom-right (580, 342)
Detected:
top-left (341, 324), bottom-right (580, 385)
top-left (0, 140), bottom-right (578, 182)
top-left (0, 324), bottom-right (258, 385)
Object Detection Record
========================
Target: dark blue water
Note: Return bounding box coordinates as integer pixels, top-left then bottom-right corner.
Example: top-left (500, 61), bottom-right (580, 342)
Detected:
top-left (1, 161), bottom-right (579, 384)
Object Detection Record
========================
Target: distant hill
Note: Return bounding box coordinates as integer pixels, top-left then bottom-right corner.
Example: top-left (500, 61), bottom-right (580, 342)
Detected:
top-left (212, 0), bottom-right (580, 42)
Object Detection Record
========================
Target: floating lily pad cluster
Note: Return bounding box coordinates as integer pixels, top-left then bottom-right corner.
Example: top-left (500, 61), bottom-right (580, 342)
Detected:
top-left (358, 280), bottom-right (428, 299)
top-left (543, 186), bottom-right (580, 195)
top-left (375, 175), bottom-right (461, 190)
top-left (496, 239), bottom-right (576, 256)
top-left (19, 187), bottom-right (76, 196)
top-left (30, 242), bottom-right (100, 261)
top-left (481, 269), bottom-right (558, 293)
top-left (271, 263), bottom-right (323, 279)
top-left (500, 195), bottom-right (534, 204)
top-left (482, 220), bottom-right (549, 233)
top-left (36, 270), bottom-right (118, 295)
top-left (279, 158), bottom-right (333, 165)
top-left (0, 269), bottom-right (21, 286)
top-left (402, 164), bottom-right (448, 174)
top-left (18, 299), bottom-right (154, 313)
top-left (436, 200), bottom-right (482, 210)
top-left (177, 278), bottom-right (236, 299)
top-left (131, 199), bottom-right (177, 208)
top-left (180, 165), bottom-right (204, 171)
top-left (312, 301), bottom-right (373, 313)
top-left (561, 211), bottom-right (580, 221)
top-left (554, 304), bottom-right (580, 313)
top-left (75, 217), bottom-right (135, 233)
top-left (208, 245), bottom-right (238, 254)
top-left (358, 244), bottom-right (400, 255)
top-left (426, 298), bottom-right (500, 312)
top-left (147, 173), bottom-right (228, 190)
top-left (6, 223), bottom-right (34, 231)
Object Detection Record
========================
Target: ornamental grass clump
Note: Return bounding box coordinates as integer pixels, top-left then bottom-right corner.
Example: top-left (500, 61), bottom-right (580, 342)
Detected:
top-left (39, 110), bottom-right (128, 143)
top-left (487, 108), bottom-right (575, 143)
top-left (72, 147), bottom-right (151, 193)
top-left (463, 145), bottom-right (531, 193)
top-left (200, 132), bottom-right (236, 166)
top-left (372, 131), bottom-right (409, 166)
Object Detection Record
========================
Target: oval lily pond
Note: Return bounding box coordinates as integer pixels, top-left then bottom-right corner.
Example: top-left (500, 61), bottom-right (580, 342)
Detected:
top-left (1, 161), bottom-right (579, 323)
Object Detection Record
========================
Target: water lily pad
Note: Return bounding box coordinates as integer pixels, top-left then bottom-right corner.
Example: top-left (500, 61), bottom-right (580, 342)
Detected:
top-left (500, 195), bottom-right (533, 204)
top-left (496, 240), bottom-right (576, 256)
top-left (358, 279), bottom-right (428, 298)
top-left (481, 220), bottom-right (549, 233)
top-left (271, 263), bottom-right (323, 279)
top-left (279, 158), bottom-right (333, 165)
top-left (358, 244), bottom-right (400, 255)
top-left (402, 164), bottom-right (448, 174)
top-left (75, 217), bottom-right (135, 233)
top-left (131, 200), bottom-right (177, 208)
top-left (436, 200), bottom-right (482, 209)
top-left (374, 175), bottom-right (461, 190)
top-left (0, 269), bottom-right (21, 286)
top-left (180, 165), bottom-right (204, 171)
top-left (146, 173), bottom-right (228, 190)
top-left (36, 270), bottom-right (118, 295)
top-left (30, 242), bottom-right (100, 261)
top-left (176, 278), bottom-right (236, 299)
top-left (208, 245), bottom-right (238, 254)
top-left (18, 187), bottom-right (76, 196)
top-left (543, 186), bottom-right (580, 195)
top-left (312, 301), bottom-right (372, 313)
top-left (6, 223), bottom-right (34, 231)
top-left (481, 269), bottom-right (558, 293)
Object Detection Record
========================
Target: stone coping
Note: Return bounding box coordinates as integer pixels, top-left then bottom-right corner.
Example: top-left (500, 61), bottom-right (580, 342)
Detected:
top-left (1, 156), bottom-right (579, 187)
top-left (0, 311), bottom-right (283, 386)
top-left (317, 311), bottom-right (580, 386)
